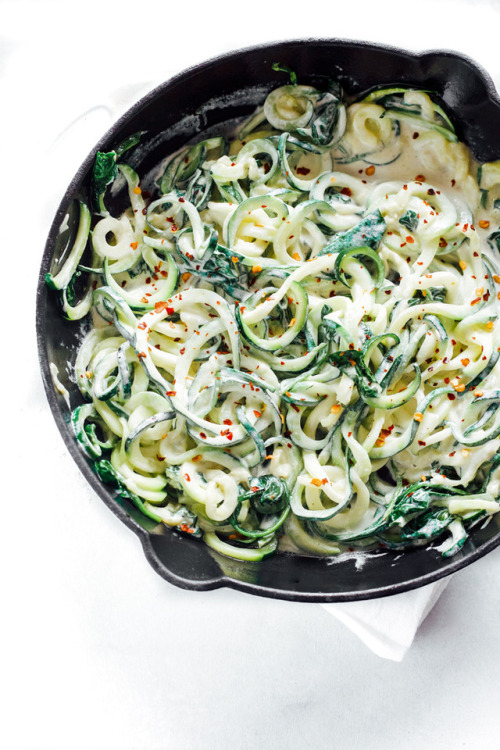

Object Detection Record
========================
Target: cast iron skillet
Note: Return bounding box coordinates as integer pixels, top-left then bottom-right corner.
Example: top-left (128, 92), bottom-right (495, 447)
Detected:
top-left (37, 39), bottom-right (500, 602)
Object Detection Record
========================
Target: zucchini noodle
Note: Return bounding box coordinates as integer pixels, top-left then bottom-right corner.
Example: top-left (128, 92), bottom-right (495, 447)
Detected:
top-left (47, 75), bottom-right (500, 561)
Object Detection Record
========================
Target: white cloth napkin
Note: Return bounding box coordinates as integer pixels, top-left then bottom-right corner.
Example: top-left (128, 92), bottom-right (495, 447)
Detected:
top-left (47, 82), bottom-right (451, 664)
top-left (321, 577), bottom-right (450, 661)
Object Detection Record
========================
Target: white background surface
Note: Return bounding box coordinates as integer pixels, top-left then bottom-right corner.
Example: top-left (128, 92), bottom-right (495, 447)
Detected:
top-left (3, 0), bottom-right (500, 747)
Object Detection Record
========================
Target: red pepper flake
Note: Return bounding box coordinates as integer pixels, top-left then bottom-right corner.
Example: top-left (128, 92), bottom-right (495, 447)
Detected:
top-left (439, 238), bottom-right (448, 248)
top-left (418, 440), bottom-right (426, 446)
top-left (138, 321), bottom-right (147, 330)
top-left (223, 419), bottom-right (233, 426)
top-left (166, 390), bottom-right (176, 397)
top-left (253, 410), bottom-right (261, 418)
top-left (184, 473), bottom-right (191, 482)
top-left (179, 523), bottom-right (194, 534)
top-left (447, 393), bottom-right (456, 400)
top-left (130, 241), bottom-right (139, 250)
top-left (340, 187), bottom-right (352, 196)
top-left (406, 236), bottom-right (414, 244)
top-left (291, 404), bottom-right (300, 412)
top-left (413, 133), bottom-right (420, 140)
top-left (296, 166), bottom-right (310, 175)
top-left (451, 179), bottom-right (456, 187)
top-left (200, 432), bottom-right (207, 439)
top-left (365, 165), bottom-right (375, 176)
top-left (471, 297), bottom-right (481, 306)
top-left (137, 352), bottom-right (146, 360)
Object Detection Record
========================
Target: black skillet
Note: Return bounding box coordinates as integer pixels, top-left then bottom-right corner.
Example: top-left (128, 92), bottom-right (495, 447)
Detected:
top-left (36, 39), bottom-right (500, 601)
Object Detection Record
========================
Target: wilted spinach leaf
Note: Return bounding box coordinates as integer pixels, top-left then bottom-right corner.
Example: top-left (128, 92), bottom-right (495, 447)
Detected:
top-left (320, 210), bottom-right (386, 256)
top-left (91, 151), bottom-right (117, 211)
top-left (240, 475), bottom-right (289, 515)
top-left (399, 209), bottom-right (418, 232)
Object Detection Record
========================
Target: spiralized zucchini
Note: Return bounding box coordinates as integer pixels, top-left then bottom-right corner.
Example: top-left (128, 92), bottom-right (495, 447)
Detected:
top-left (47, 72), bottom-right (500, 561)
